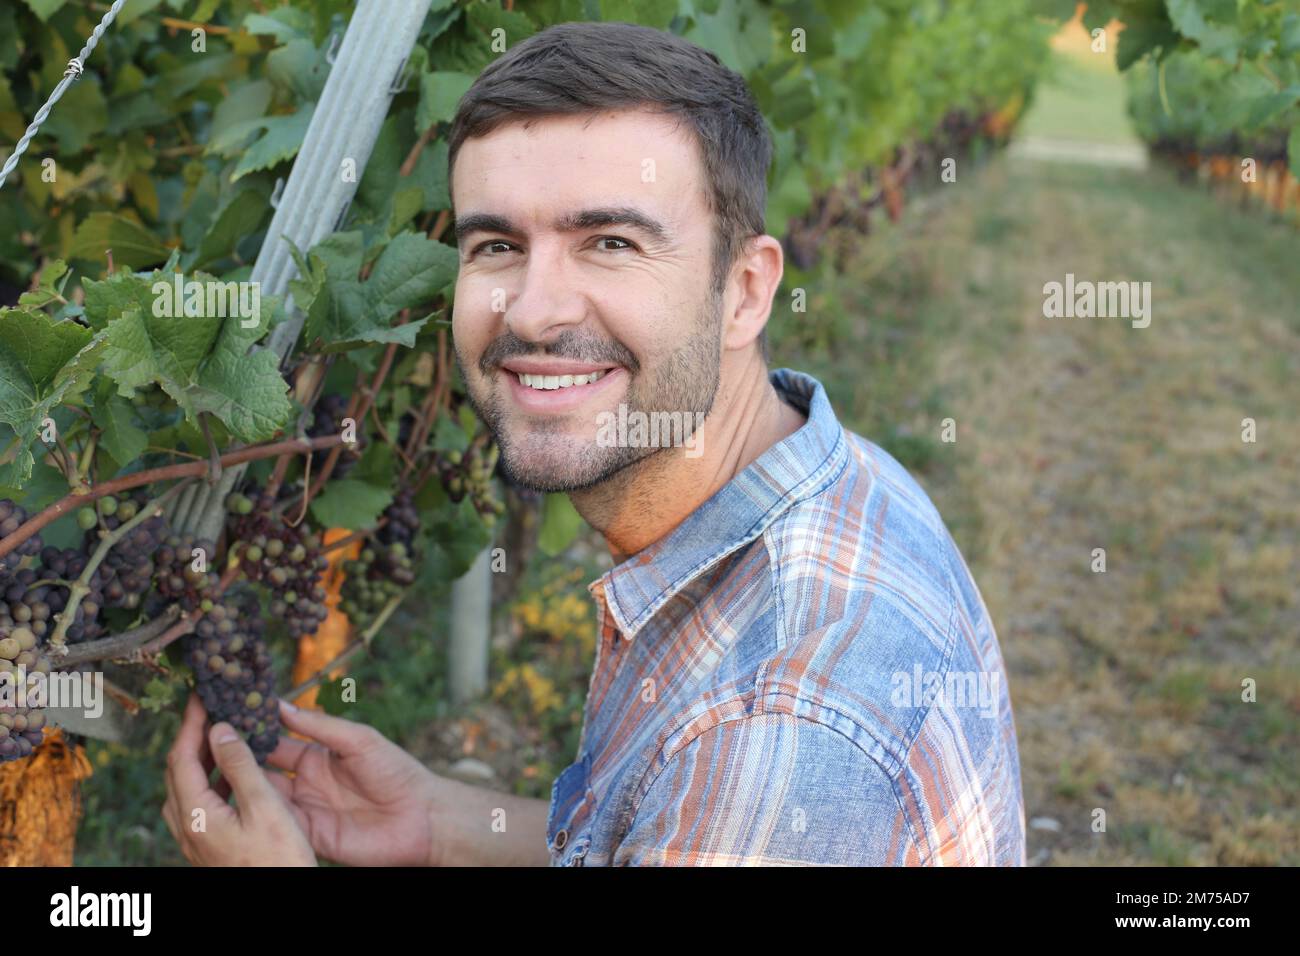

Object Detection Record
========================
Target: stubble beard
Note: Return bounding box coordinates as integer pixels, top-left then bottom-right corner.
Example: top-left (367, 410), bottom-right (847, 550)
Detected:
top-left (456, 294), bottom-right (724, 494)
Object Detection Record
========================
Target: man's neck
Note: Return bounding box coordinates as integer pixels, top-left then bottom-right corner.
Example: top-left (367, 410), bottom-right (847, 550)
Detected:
top-left (569, 355), bottom-right (807, 563)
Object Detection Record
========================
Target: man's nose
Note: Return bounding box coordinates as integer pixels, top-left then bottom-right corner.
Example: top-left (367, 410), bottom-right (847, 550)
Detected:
top-left (502, 243), bottom-right (588, 344)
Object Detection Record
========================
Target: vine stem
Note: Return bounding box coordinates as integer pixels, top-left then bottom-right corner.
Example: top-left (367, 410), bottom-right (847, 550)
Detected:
top-left (284, 593), bottom-right (403, 701)
top-left (303, 339), bottom-right (401, 502)
top-left (52, 605), bottom-right (180, 668)
top-left (48, 480), bottom-right (194, 651)
top-left (0, 434), bottom-right (347, 562)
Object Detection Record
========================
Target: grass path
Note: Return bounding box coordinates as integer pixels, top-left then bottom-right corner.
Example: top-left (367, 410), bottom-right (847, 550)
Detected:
top-left (788, 153), bottom-right (1300, 866)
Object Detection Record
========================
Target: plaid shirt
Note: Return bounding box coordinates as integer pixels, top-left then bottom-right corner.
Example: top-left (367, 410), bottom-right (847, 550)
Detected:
top-left (546, 368), bottom-right (1026, 866)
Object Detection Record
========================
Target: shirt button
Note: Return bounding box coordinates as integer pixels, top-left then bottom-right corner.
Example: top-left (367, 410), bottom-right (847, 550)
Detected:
top-left (553, 829), bottom-right (568, 851)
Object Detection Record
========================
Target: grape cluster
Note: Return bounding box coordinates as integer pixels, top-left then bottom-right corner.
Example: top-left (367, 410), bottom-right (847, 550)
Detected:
top-left (78, 494), bottom-right (169, 610)
top-left (182, 593), bottom-right (280, 764)
top-left (0, 499), bottom-right (43, 561)
top-left (152, 533), bottom-right (221, 614)
top-left (340, 489), bottom-right (420, 623)
top-left (30, 548), bottom-right (107, 644)
top-left (227, 490), bottom-right (330, 638)
top-left (437, 442), bottom-right (505, 527)
top-left (0, 626), bottom-right (51, 762)
top-left (308, 393), bottom-right (366, 478)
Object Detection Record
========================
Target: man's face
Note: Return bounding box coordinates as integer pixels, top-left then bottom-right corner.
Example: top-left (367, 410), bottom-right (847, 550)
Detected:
top-left (450, 109), bottom-right (724, 493)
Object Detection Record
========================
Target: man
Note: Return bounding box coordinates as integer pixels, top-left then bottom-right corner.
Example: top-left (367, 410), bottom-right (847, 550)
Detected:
top-left (164, 21), bottom-right (1025, 867)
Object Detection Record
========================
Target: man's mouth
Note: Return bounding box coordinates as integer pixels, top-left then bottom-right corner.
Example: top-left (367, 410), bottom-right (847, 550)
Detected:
top-left (513, 369), bottom-right (607, 390)
top-left (498, 361), bottom-right (624, 412)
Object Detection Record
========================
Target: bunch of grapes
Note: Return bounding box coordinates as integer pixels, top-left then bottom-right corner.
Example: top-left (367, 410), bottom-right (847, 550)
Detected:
top-left (29, 548), bottom-right (107, 644)
top-left (308, 393), bottom-right (366, 479)
top-left (0, 625), bottom-right (51, 762)
top-left (436, 441), bottom-right (505, 526)
top-left (339, 489), bottom-right (420, 624)
top-left (77, 493), bottom-right (169, 610)
top-left (181, 593), bottom-right (280, 764)
top-left (226, 489), bottom-right (330, 639)
top-left (0, 499), bottom-right (43, 563)
top-left (151, 533), bottom-right (221, 614)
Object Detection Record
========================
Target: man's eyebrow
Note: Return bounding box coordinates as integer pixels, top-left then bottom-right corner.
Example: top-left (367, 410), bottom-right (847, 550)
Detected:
top-left (454, 207), bottom-right (670, 246)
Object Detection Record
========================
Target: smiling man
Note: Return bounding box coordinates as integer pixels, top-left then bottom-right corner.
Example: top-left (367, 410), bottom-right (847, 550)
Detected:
top-left (446, 20), bottom-right (1026, 866)
top-left (164, 19), bottom-right (1025, 869)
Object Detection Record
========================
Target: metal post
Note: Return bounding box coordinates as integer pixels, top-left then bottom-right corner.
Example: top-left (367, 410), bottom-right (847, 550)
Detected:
top-left (449, 546), bottom-right (492, 704)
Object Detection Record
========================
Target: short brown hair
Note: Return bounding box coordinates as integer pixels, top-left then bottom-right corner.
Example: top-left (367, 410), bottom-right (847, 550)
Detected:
top-left (447, 20), bottom-right (773, 359)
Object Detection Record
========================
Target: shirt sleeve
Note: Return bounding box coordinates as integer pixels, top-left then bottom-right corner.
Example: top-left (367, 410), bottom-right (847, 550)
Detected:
top-left (611, 712), bottom-right (919, 866)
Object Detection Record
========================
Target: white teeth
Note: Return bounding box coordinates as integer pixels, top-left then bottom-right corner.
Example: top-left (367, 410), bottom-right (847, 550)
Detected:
top-left (516, 370), bottom-right (607, 390)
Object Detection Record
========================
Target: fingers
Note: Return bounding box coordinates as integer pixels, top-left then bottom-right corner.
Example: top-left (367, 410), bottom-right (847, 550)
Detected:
top-left (167, 694), bottom-right (218, 813)
top-left (208, 722), bottom-right (277, 811)
top-left (265, 733), bottom-right (319, 774)
top-left (276, 698), bottom-right (378, 756)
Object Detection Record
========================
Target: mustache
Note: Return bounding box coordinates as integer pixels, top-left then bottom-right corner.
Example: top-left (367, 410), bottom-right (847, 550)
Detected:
top-left (478, 329), bottom-right (640, 376)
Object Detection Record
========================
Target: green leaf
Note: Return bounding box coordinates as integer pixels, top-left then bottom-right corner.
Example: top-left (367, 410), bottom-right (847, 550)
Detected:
top-left (92, 386), bottom-right (148, 465)
top-left (242, 10), bottom-right (312, 43)
top-left (431, 410), bottom-right (469, 454)
top-left (19, 0), bottom-right (67, 23)
top-left (118, 0), bottom-right (166, 26)
top-left (1116, 16), bottom-right (1180, 72)
top-left (0, 308), bottom-right (102, 486)
top-left (429, 495), bottom-right (493, 578)
top-left (366, 232), bottom-right (457, 319)
top-left (1289, 125), bottom-right (1300, 180)
top-left (82, 272), bottom-right (159, 333)
top-left (70, 214), bottom-right (170, 270)
top-left (599, 0), bottom-right (676, 28)
top-left (192, 188), bottom-right (270, 269)
top-left (224, 106), bottom-right (315, 182)
top-left (267, 38), bottom-right (329, 101)
top-left (538, 493), bottom-right (583, 557)
top-left (40, 79), bottom-right (107, 154)
top-left (1167, 0), bottom-right (1240, 62)
top-left (291, 231), bottom-right (453, 353)
top-left (416, 71), bottom-right (475, 133)
top-left (309, 479), bottom-right (393, 530)
top-left (98, 277), bottom-right (293, 442)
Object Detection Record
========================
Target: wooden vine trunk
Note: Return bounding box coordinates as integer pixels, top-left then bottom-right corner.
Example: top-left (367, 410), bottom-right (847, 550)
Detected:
top-left (0, 730), bottom-right (93, 866)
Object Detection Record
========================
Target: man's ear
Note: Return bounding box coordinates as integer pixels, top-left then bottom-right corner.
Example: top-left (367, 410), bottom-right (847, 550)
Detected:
top-left (722, 235), bottom-right (783, 353)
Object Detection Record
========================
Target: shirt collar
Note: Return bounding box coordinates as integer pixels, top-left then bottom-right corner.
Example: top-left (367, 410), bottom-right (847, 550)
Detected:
top-left (588, 367), bottom-right (850, 640)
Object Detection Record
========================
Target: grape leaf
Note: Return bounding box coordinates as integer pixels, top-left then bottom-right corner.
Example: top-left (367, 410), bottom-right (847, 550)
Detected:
top-left (289, 231), bottom-right (454, 353)
top-left (0, 308), bottom-right (103, 486)
top-left (538, 493), bottom-right (583, 557)
top-left (91, 382), bottom-right (148, 466)
top-left (98, 280), bottom-right (293, 443)
top-left (309, 479), bottom-right (393, 531)
top-left (69, 214), bottom-right (170, 270)
top-left (416, 71), bottom-right (475, 133)
top-left (191, 187), bottom-right (271, 270)
top-left (231, 106), bottom-right (315, 181)
top-left (19, 0), bottom-right (67, 23)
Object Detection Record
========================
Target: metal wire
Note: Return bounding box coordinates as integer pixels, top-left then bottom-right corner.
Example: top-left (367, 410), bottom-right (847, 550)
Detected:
top-left (0, 0), bottom-right (128, 192)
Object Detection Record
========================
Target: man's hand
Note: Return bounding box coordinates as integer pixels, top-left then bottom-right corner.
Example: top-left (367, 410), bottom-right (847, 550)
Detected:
top-left (162, 693), bottom-right (317, 866)
top-left (256, 697), bottom-right (443, 866)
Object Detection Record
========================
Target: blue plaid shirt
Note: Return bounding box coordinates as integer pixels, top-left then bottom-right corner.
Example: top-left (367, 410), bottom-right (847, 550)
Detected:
top-left (547, 368), bottom-right (1026, 865)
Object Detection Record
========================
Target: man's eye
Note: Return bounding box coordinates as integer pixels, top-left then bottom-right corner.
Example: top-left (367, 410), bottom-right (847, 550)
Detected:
top-left (476, 240), bottom-right (515, 256)
top-left (594, 236), bottom-right (633, 252)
